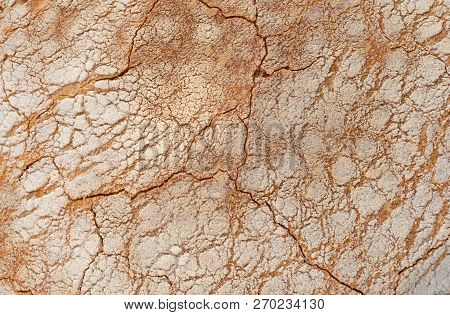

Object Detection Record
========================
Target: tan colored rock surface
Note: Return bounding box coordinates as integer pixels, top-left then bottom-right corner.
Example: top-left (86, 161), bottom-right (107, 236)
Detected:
top-left (0, 0), bottom-right (448, 294)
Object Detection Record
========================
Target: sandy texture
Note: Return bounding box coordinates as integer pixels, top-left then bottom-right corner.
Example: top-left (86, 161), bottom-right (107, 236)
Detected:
top-left (0, 0), bottom-right (448, 294)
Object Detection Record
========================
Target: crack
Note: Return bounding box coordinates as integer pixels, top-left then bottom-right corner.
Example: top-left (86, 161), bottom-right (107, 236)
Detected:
top-left (14, 289), bottom-right (34, 295)
top-left (0, 277), bottom-right (34, 295)
top-left (265, 201), bottom-right (366, 295)
top-left (130, 168), bottom-right (231, 201)
top-left (91, 205), bottom-right (105, 253)
top-left (397, 240), bottom-right (448, 276)
top-left (269, 56), bottom-right (325, 76)
top-left (196, 0), bottom-right (256, 24)
top-left (17, 155), bottom-right (53, 179)
top-left (196, 0), bottom-right (268, 82)
top-left (129, 169), bottom-right (186, 201)
top-left (78, 204), bottom-right (105, 294)
top-left (236, 21), bottom-right (268, 179)
top-left (231, 180), bottom-right (366, 294)
top-left (68, 188), bottom-right (126, 202)
top-left (149, 274), bottom-right (176, 294)
top-left (67, 168), bottom-right (230, 203)
top-left (394, 240), bottom-right (448, 294)
top-left (78, 256), bottom-right (96, 294)
top-left (116, 0), bottom-right (163, 76)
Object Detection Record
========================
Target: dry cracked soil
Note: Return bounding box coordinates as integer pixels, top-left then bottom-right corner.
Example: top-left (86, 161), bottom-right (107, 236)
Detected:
top-left (0, 0), bottom-right (449, 295)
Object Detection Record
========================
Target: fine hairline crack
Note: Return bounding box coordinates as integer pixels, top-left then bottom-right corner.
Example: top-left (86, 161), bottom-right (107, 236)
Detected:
top-left (229, 177), bottom-right (367, 295)
top-left (265, 201), bottom-right (366, 295)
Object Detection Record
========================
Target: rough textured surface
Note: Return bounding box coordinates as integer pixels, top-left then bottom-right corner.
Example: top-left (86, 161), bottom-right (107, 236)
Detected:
top-left (0, 0), bottom-right (448, 295)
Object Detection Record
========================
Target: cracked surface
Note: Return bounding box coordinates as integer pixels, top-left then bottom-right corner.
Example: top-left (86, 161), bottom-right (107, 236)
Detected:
top-left (0, 0), bottom-right (448, 295)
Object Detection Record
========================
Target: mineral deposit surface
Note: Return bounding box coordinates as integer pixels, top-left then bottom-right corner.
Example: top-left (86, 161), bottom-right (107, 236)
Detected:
top-left (0, 0), bottom-right (448, 294)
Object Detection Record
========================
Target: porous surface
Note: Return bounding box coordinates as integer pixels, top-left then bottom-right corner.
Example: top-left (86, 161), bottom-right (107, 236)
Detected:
top-left (0, 0), bottom-right (448, 295)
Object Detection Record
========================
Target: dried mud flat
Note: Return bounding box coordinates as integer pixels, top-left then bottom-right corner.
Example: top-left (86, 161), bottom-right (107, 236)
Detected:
top-left (0, 0), bottom-right (448, 295)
